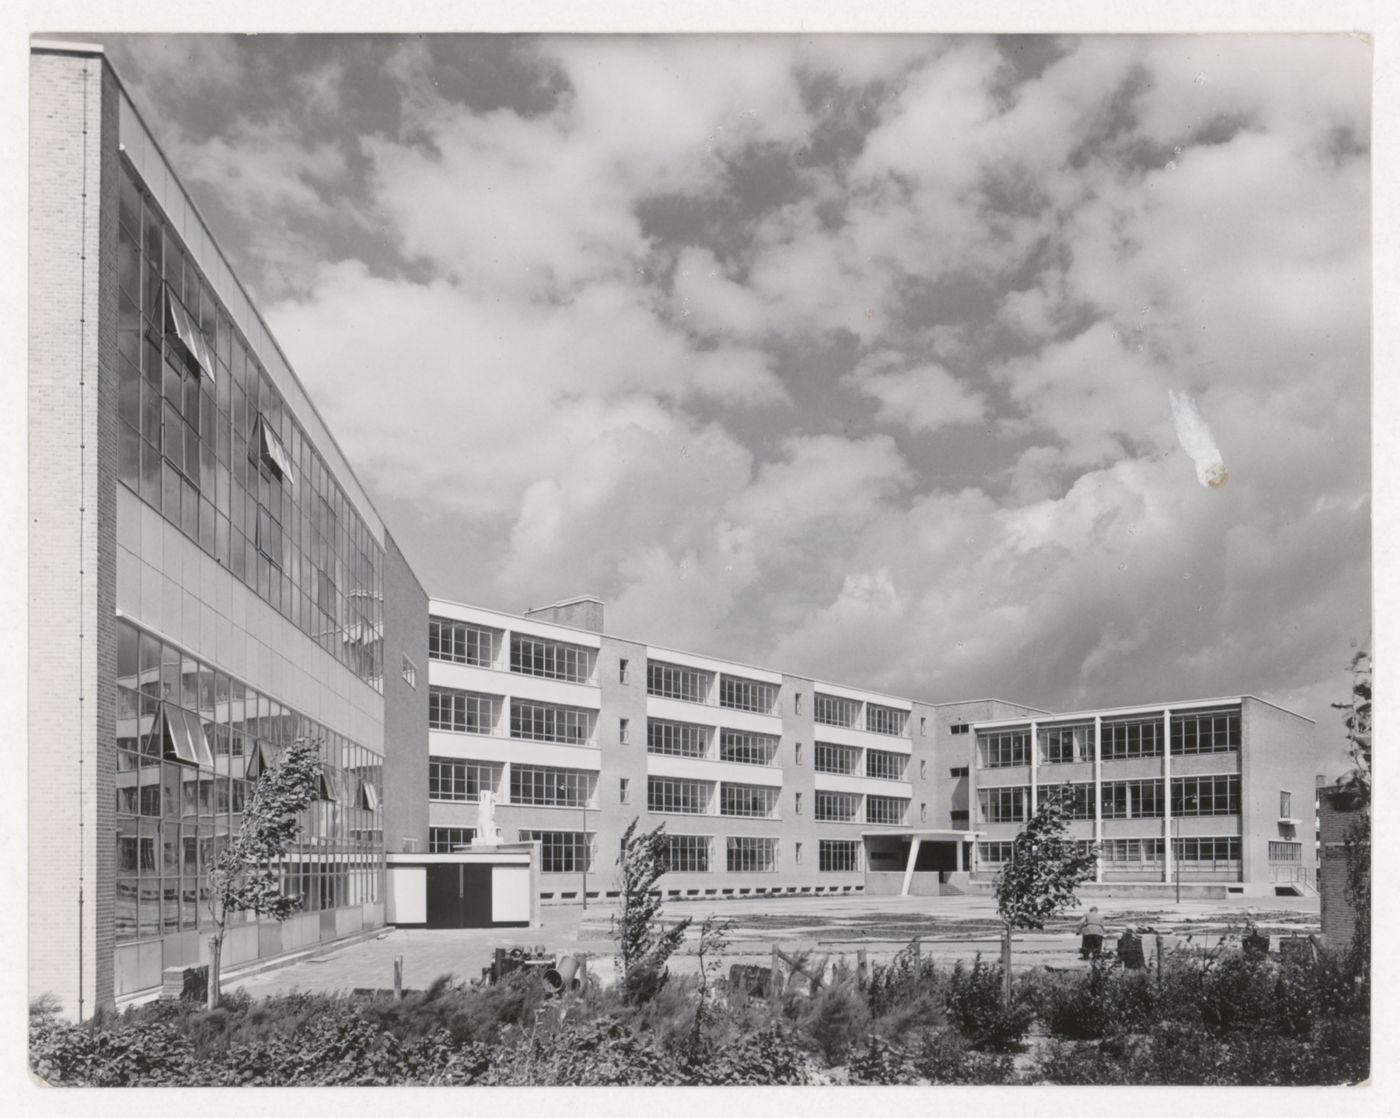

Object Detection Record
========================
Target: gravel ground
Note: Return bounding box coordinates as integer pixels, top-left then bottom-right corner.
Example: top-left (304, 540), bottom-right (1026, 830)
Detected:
top-left (221, 891), bottom-right (1319, 998)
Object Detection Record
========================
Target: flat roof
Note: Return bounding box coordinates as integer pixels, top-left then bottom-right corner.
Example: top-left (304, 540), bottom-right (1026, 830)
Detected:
top-left (970, 694), bottom-right (1313, 729)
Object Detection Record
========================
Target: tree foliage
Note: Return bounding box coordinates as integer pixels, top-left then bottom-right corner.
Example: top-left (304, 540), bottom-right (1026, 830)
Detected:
top-left (205, 736), bottom-right (322, 1005)
top-left (610, 820), bottom-right (691, 1002)
top-left (1332, 647), bottom-right (1372, 804)
top-left (994, 790), bottom-right (1097, 931)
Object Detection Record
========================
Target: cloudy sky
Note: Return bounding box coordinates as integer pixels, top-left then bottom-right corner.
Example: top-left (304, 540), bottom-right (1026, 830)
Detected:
top-left (90, 33), bottom-right (1369, 769)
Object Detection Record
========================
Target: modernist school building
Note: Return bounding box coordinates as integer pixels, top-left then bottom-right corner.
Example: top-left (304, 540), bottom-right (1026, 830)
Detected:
top-left (29, 42), bottom-right (1319, 1017)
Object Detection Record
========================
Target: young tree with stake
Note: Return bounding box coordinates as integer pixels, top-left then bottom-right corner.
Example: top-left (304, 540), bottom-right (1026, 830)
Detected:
top-left (611, 819), bottom-right (692, 1003)
top-left (204, 736), bottom-right (323, 1007)
top-left (993, 789), bottom-right (1097, 1005)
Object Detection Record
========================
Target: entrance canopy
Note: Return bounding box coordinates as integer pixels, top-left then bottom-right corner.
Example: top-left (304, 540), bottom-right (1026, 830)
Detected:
top-left (861, 830), bottom-right (984, 895)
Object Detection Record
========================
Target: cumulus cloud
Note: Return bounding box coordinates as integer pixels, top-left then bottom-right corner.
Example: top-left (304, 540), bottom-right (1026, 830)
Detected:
top-left (111, 33), bottom-right (1369, 753)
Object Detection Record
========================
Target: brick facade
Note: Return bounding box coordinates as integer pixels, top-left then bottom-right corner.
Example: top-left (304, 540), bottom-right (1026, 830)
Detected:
top-left (1318, 785), bottom-right (1367, 952)
top-left (29, 47), bottom-right (121, 1017)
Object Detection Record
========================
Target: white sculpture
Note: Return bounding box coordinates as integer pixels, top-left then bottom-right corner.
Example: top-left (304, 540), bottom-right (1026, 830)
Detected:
top-left (472, 789), bottom-right (503, 847)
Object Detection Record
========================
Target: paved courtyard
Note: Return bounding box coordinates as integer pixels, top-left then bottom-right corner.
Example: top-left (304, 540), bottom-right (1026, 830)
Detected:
top-left (227, 891), bottom-right (1320, 999)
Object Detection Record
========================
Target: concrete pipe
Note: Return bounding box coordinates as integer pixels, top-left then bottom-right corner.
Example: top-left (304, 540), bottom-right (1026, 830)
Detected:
top-left (543, 955), bottom-right (581, 994)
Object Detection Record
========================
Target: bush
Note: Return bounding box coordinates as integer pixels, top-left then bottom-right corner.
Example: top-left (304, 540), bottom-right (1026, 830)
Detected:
top-left (910, 1027), bottom-right (1017, 1085)
top-left (798, 975), bottom-right (870, 1064)
top-left (1042, 958), bottom-right (1155, 1040)
top-left (944, 956), bottom-right (1031, 1051)
top-left (847, 1034), bottom-right (918, 1084)
top-left (688, 1023), bottom-right (818, 1085)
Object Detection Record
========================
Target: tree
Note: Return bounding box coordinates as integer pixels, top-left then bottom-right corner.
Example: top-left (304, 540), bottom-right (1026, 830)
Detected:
top-left (993, 790), bottom-right (1097, 1005)
top-left (611, 820), bottom-right (692, 1003)
top-left (204, 736), bottom-right (322, 1007)
top-left (1332, 649), bottom-right (1372, 974)
top-left (1332, 648), bottom-right (1372, 803)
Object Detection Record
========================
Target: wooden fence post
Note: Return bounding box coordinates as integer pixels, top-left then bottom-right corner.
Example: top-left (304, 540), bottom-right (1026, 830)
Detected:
top-left (1001, 926), bottom-right (1013, 1009)
top-left (770, 944), bottom-right (781, 1006)
top-left (393, 955), bottom-right (404, 1000)
top-left (857, 947), bottom-right (868, 985)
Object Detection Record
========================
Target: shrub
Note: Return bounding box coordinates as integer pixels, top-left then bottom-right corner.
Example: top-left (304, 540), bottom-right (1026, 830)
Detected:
top-left (910, 1027), bottom-right (1017, 1085)
top-left (799, 975), bottom-right (871, 1064)
top-left (944, 956), bottom-right (1031, 1051)
top-left (847, 1034), bottom-right (918, 1084)
top-left (688, 1023), bottom-right (818, 1085)
top-left (1042, 958), bottom-right (1155, 1040)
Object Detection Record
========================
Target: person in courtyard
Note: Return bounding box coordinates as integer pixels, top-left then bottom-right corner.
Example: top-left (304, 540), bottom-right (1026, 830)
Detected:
top-left (1077, 906), bottom-right (1107, 959)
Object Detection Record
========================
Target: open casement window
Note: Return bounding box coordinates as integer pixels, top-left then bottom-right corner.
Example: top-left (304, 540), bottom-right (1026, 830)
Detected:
top-left (317, 763), bottom-right (347, 803)
top-left (251, 417), bottom-right (295, 484)
top-left (243, 739), bottom-right (286, 781)
top-left (163, 286), bottom-right (215, 379)
top-left (162, 705), bottom-right (214, 768)
top-left (360, 778), bottom-right (380, 811)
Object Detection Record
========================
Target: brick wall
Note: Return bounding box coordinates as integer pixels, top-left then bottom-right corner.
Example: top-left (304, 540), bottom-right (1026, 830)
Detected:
top-left (29, 46), bottom-right (120, 1018)
top-left (1318, 786), bottom-right (1367, 952)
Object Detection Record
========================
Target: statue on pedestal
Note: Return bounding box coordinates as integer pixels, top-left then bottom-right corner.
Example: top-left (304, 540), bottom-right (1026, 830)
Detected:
top-left (472, 789), bottom-right (503, 848)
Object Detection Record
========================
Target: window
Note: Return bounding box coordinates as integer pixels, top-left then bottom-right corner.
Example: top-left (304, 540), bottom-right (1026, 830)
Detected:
top-left (795, 841), bottom-right (803, 865)
top-left (1170, 708), bottom-right (1240, 755)
top-left (401, 654), bottom-right (417, 689)
top-left (1101, 779), bottom-right (1166, 820)
top-left (978, 841), bottom-right (1015, 865)
top-left (619, 718), bottom-right (629, 745)
top-left (795, 742), bottom-right (803, 765)
top-left (510, 700), bottom-right (592, 744)
top-left (162, 705), bottom-right (213, 767)
top-left (164, 286), bottom-right (214, 377)
top-left (1042, 783), bottom-right (1095, 819)
top-left (978, 786), bottom-right (1027, 824)
top-left (619, 778), bottom-right (630, 804)
top-left (719, 675), bottom-right (779, 714)
top-left (251, 416), bottom-right (293, 482)
top-left (814, 790), bottom-right (860, 822)
top-left (428, 617), bottom-right (500, 667)
top-left (649, 777), bottom-right (710, 815)
top-left (719, 783), bottom-right (779, 818)
top-left (949, 765), bottom-right (969, 778)
top-left (920, 802), bottom-right (928, 822)
top-left (1266, 840), bottom-right (1301, 862)
top-left (814, 693), bottom-right (859, 728)
top-left (647, 719), bottom-right (709, 758)
top-left (1173, 836), bottom-right (1239, 866)
top-left (951, 809), bottom-right (969, 824)
top-left (1101, 717), bottom-right (1164, 760)
top-left (664, 834), bottom-right (710, 873)
top-left (647, 660), bottom-right (709, 703)
top-left (1280, 790), bottom-right (1293, 818)
top-left (719, 730), bottom-right (778, 766)
top-left (429, 827), bottom-right (475, 853)
top-left (510, 634), bottom-right (592, 683)
top-left (795, 792), bottom-right (803, 816)
top-left (920, 717), bottom-right (927, 737)
top-left (795, 692), bottom-right (803, 715)
top-left (428, 687), bottom-right (500, 734)
top-left (866, 796), bottom-right (908, 826)
top-left (950, 723), bottom-right (970, 735)
top-left (866, 704), bottom-right (907, 736)
top-left (815, 742), bottom-right (859, 774)
top-left (865, 749), bottom-right (908, 781)
top-left (1039, 723), bottom-right (1091, 764)
top-left (428, 758), bottom-right (501, 802)
top-left (117, 167), bottom-right (387, 696)
top-left (726, 836), bottom-right (777, 872)
top-left (920, 760), bottom-right (928, 780)
top-left (1171, 775), bottom-right (1240, 816)
top-left (619, 658), bottom-right (629, 684)
top-left (519, 830), bottom-right (593, 873)
top-left (978, 729), bottom-right (1030, 768)
top-left (510, 765), bottom-right (595, 808)
top-left (819, 840), bottom-right (860, 872)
